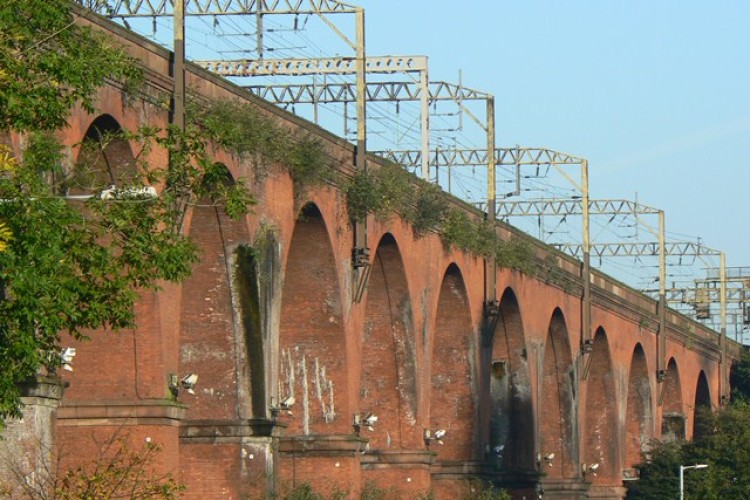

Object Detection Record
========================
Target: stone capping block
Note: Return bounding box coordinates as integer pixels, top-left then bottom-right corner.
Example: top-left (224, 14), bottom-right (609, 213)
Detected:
top-left (429, 460), bottom-right (485, 478)
top-left (57, 399), bottom-right (186, 426)
top-left (180, 418), bottom-right (284, 442)
top-left (19, 376), bottom-right (65, 403)
top-left (586, 485), bottom-right (628, 499)
top-left (278, 434), bottom-right (368, 457)
top-left (360, 449), bottom-right (437, 470)
top-left (538, 477), bottom-right (590, 498)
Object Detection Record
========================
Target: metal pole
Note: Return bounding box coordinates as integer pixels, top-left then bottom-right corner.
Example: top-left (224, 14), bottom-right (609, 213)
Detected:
top-left (658, 210), bottom-right (667, 382)
top-left (582, 160), bottom-right (591, 347)
top-left (679, 466), bottom-right (684, 500)
top-left (420, 66), bottom-right (430, 181)
top-left (486, 96), bottom-right (496, 305)
top-left (352, 6), bottom-right (368, 303)
top-left (355, 7), bottom-right (366, 172)
top-left (172, 0), bottom-right (185, 131)
top-left (313, 75), bottom-right (319, 124)
top-left (256, 4), bottom-right (263, 60)
top-left (680, 464), bottom-right (708, 499)
top-left (720, 252), bottom-right (727, 403)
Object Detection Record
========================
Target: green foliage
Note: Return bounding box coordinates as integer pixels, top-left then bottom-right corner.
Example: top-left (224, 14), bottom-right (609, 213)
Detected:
top-left (0, 0), bottom-right (143, 132)
top-left (344, 163), bottom-right (535, 272)
top-left (359, 480), bottom-right (396, 500)
top-left (344, 162), bottom-right (412, 223)
top-left (22, 131), bottom-right (64, 176)
top-left (731, 348), bottom-right (750, 400)
top-left (495, 237), bottom-right (536, 275)
top-left (629, 401), bottom-right (750, 499)
top-left (286, 136), bottom-right (330, 188)
top-left (461, 482), bottom-right (512, 500)
top-left (441, 210), bottom-right (491, 257)
top-left (344, 169), bottom-right (379, 222)
top-left (189, 99), bottom-right (330, 189)
top-left (627, 440), bottom-right (683, 499)
top-left (404, 182), bottom-right (448, 236)
top-left (278, 483), bottom-right (325, 500)
top-left (189, 100), bottom-right (285, 163)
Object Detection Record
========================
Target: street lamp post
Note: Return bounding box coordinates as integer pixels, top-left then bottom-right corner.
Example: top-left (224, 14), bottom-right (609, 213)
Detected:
top-left (679, 464), bottom-right (708, 500)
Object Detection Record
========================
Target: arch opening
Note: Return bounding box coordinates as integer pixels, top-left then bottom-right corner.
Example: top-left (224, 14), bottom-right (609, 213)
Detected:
top-left (74, 114), bottom-right (136, 193)
top-left (486, 288), bottom-right (534, 472)
top-left (583, 328), bottom-right (618, 483)
top-left (278, 204), bottom-right (348, 434)
top-left (361, 234), bottom-right (418, 450)
top-left (430, 264), bottom-right (474, 460)
top-left (693, 371), bottom-right (712, 440)
top-left (661, 358), bottom-right (685, 442)
top-left (179, 170), bottom-right (253, 419)
top-left (539, 308), bottom-right (577, 478)
top-left (625, 344), bottom-right (653, 468)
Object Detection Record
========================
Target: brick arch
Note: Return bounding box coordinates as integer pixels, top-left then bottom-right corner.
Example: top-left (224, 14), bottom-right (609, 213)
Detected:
top-left (62, 114), bottom-right (143, 402)
top-left (625, 344), bottom-right (653, 468)
top-left (693, 370), bottom-right (712, 439)
top-left (179, 166), bottom-right (254, 420)
top-left (430, 263), bottom-right (474, 460)
top-left (73, 114), bottom-right (136, 193)
top-left (361, 233), bottom-right (419, 450)
top-left (661, 358), bottom-right (685, 442)
top-left (540, 308), bottom-right (577, 478)
top-left (277, 203), bottom-right (348, 435)
top-left (583, 327), bottom-right (618, 484)
top-left (486, 287), bottom-right (534, 472)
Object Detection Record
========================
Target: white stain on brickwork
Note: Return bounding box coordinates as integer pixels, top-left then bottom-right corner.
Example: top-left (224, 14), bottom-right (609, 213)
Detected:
top-left (280, 348), bottom-right (337, 434)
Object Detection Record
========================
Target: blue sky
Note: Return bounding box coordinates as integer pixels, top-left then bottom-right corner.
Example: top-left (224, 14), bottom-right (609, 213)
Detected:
top-left (353, 1), bottom-right (750, 269)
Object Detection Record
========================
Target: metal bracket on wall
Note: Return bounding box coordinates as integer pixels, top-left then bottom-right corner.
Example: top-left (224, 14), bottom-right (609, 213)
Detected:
top-left (481, 300), bottom-right (500, 348)
top-left (657, 369), bottom-right (668, 405)
top-left (580, 339), bottom-right (594, 380)
top-left (352, 246), bottom-right (370, 303)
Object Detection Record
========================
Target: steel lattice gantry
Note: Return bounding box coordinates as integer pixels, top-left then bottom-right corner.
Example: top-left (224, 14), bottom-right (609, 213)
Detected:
top-left (84, 0), bottom-right (361, 16)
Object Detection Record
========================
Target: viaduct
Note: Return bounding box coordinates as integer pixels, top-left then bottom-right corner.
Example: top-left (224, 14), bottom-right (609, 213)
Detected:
top-left (2, 8), bottom-right (741, 500)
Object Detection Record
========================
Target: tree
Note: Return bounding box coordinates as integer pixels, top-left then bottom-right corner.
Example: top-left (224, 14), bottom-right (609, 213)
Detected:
top-left (0, 430), bottom-right (184, 499)
top-left (0, 0), bottom-right (253, 422)
top-left (629, 401), bottom-right (750, 499)
top-left (0, 0), bottom-right (142, 131)
top-left (730, 347), bottom-right (750, 400)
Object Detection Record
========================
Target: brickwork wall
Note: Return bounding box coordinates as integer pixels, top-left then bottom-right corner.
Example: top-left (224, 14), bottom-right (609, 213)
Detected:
top-left (278, 453), bottom-right (362, 497)
top-left (27, 11), bottom-right (734, 500)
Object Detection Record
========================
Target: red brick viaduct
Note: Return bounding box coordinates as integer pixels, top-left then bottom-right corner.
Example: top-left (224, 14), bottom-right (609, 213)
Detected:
top-left (2, 10), bottom-right (741, 500)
